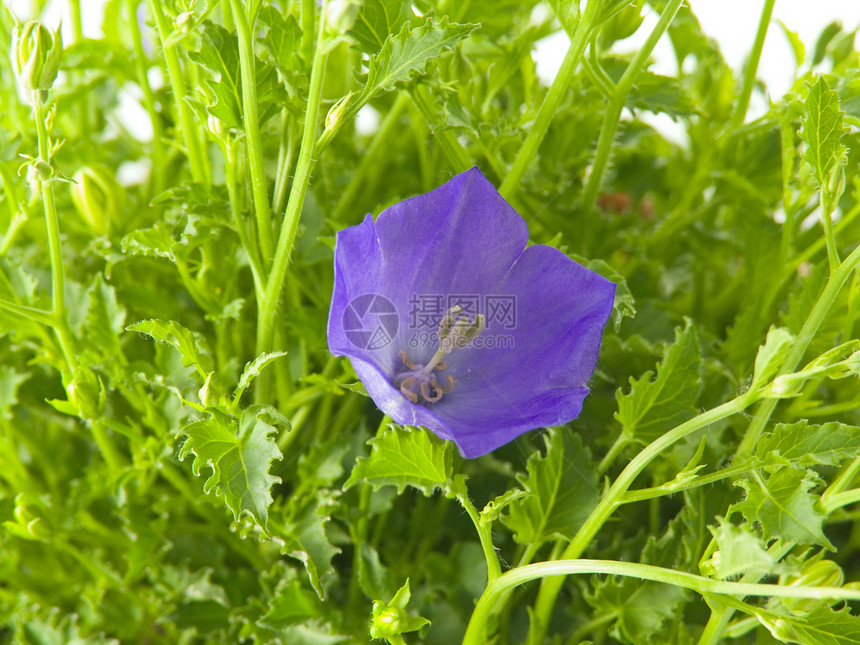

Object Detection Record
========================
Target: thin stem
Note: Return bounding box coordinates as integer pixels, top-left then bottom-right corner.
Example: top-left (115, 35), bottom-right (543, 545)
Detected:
top-left (731, 0), bottom-right (776, 127)
top-left (409, 86), bottom-right (473, 172)
top-left (463, 558), bottom-right (860, 645)
top-left (224, 140), bottom-right (265, 300)
top-left (820, 190), bottom-right (841, 274)
top-left (69, 0), bottom-right (90, 138)
top-left (522, 392), bottom-right (756, 645)
top-left (272, 113), bottom-right (295, 217)
top-left (331, 92), bottom-right (410, 222)
top-left (0, 163), bottom-right (25, 256)
top-left (580, 0), bottom-right (684, 214)
top-left (33, 95), bottom-right (79, 377)
top-left (820, 488), bottom-right (860, 514)
top-left (255, 3), bottom-right (328, 402)
top-left (229, 0), bottom-right (274, 265)
top-left (597, 433), bottom-right (629, 475)
top-left (736, 243), bottom-right (860, 457)
top-left (0, 298), bottom-right (54, 326)
top-left (456, 492), bottom-right (502, 582)
top-left (127, 0), bottom-right (167, 194)
top-left (148, 0), bottom-right (208, 185)
top-left (499, 0), bottom-right (599, 199)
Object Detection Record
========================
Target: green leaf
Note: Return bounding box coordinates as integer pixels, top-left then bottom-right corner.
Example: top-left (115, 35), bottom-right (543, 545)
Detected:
top-left (344, 426), bottom-right (453, 495)
top-left (777, 20), bottom-right (806, 68)
top-left (349, 0), bottom-right (413, 53)
top-left (586, 577), bottom-right (687, 645)
top-left (188, 21), bottom-right (280, 129)
top-left (615, 322), bottom-right (701, 445)
top-left (585, 258), bottom-right (636, 331)
top-left (127, 319), bottom-right (214, 379)
top-left (83, 274), bottom-right (126, 364)
top-left (502, 430), bottom-right (599, 545)
top-left (361, 18), bottom-right (476, 100)
top-left (800, 75), bottom-right (848, 189)
top-left (756, 421), bottom-right (860, 468)
top-left (0, 366), bottom-right (28, 420)
top-left (709, 519), bottom-right (777, 579)
top-left (276, 491), bottom-right (341, 599)
top-left (732, 467), bottom-right (832, 548)
top-left (179, 405), bottom-right (286, 532)
top-left (626, 71), bottom-right (701, 119)
top-left (761, 605), bottom-right (860, 645)
top-left (751, 326), bottom-right (795, 390)
top-left (233, 351), bottom-right (289, 402)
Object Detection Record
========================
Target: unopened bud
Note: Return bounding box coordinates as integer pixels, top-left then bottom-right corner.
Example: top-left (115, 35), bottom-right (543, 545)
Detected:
top-left (11, 21), bottom-right (63, 92)
top-left (174, 11), bottom-right (194, 34)
top-left (71, 166), bottom-right (122, 235)
top-left (326, 0), bottom-right (361, 34)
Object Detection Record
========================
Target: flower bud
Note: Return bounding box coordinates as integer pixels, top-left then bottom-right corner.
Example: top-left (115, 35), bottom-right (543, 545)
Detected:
top-left (781, 559), bottom-right (845, 613)
top-left (71, 166), bottom-right (122, 235)
top-left (10, 21), bottom-right (63, 92)
top-left (326, 0), bottom-right (361, 34)
top-left (370, 604), bottom-right (405, 639)
top-left (174, 11), bottom-right (194, 34)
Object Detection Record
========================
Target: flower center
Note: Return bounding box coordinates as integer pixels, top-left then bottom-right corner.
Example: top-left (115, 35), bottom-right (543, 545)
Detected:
top-left (394, 306), bottom-right (485, 404)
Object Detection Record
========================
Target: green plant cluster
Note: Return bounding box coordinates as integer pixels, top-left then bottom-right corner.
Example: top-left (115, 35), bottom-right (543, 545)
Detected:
top-left (0, 1), bottom-right (859, 644)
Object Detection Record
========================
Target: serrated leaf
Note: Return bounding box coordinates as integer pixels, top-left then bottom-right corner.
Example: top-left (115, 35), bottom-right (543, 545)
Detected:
top-left (586, 576), bottom-right (687, 645)
top-left (710, 519), bottom-right (777, 579)
top-left (800, 75), bottom-right (848, 189)
top-left (344, 426), bottom-right (453, 495)
top-left (83, 275), bottom-right (126, 362)
top-left (626, 71), bottom-right (701, 119)
top-left (188, 21), bottom-right (280, 129)
top-left (127, 319), bottom-right (214, 378)
top-left (615, 322), bottom-right (701, 445)
top-left (179, 405), bottom-right (285, 532)
top-left (732, 467), bottom-right (832, 548)
top-left (756, 421), bottom-right (860, 467)
top-left (751, 326), bottom-right (795, 390)
top-left (121, 223), bottom-right (180, 261)
top-left (362, 18), bottom-right (476, 100)
top-left (233, 351), bottom-right (289, 402)
top-left (349, 0), bottom-right (413, 53)
top-left (0, 367), bottom-right (28, 420)
top-left (502, 430), bottom-right (599, 545)
top-left (762, 605), bottom-right (860, 645)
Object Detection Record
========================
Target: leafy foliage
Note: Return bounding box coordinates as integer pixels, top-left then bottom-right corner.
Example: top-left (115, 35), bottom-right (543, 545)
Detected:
top-left (1, 1), bottom-right (860, 644)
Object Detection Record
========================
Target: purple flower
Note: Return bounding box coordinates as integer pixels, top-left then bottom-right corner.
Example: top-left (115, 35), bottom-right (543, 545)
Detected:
top-left (327, 168), bottom-right (615, 458)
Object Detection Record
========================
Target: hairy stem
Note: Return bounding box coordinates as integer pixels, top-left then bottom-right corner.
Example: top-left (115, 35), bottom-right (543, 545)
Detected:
top-left (731, 0), bottom-right (776, 127)
top-left (255, 1), bottom-right (328, 402)
top-left (229, 0), bottom-right (274, 265)
top-left (499, 0), bottom-right (599, 199)
top-left (148, 0), bottom-right (208, 185)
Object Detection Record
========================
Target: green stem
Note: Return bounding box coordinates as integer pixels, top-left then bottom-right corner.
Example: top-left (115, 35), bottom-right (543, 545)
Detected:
top-left (69, 0), bottom-right (90, 138)
top-left (128, 0), bottom-right (167, 194)
top-left (229, 0), bottom-right (274, 265)
top-left (409, 86), bottom-right (473, 172)
top-left (820, 190), bottom-right (841, 274)
top-left (819, 488), bottom-right (860, 514)
top-left (521, 392), bottom-right (756, 645)
top-left (736, 243), bottom-right (860, 458)
top-left (0, 163), bottom-right (25, 256)
top-left (463, 558), bottom-right (860, 645)
top-left (33, 95), bottom-right (79, 377)
top-left (499, 0), bottom-right (600, 199)
top-left (255, 5), bottom-right (327, 402)
top-left (0, 298), bottom-right (54, 326)
top-left (580, 0), bottom-right (684, 214)
top-left (597, 434), bottom-right (629, 475)
top-left (148, 0), bottom-right (208, 185)
top-left (224, 140), bottom-right (265, 300)
top-left (331, 92), bottom-right (410, 222)
top-left (272, 112), bottom-right (295, 217)
top-left (301, 0), bottom-right (315, 66)
top-left (456, 492), bottom-right (502, 582)
top-left (731, 0), bottom-right (776, 127)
